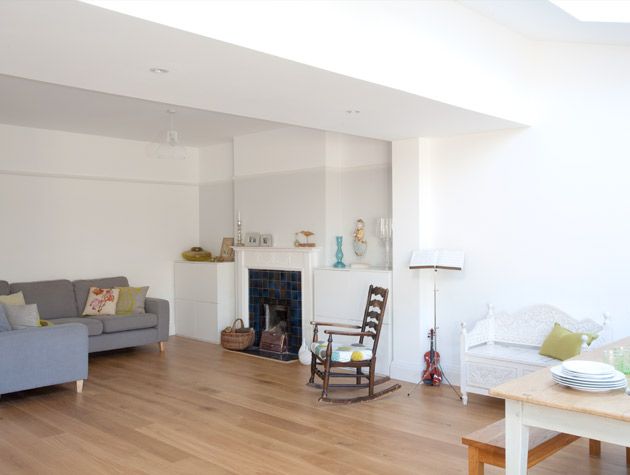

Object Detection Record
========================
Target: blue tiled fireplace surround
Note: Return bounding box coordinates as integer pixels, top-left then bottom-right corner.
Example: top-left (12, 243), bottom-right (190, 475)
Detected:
top-left (248, 269), bottom-right (302, 353)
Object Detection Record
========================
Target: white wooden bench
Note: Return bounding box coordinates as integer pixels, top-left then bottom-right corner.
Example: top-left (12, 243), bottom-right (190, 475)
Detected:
top-left (460, 304), bottom-right (610, 405)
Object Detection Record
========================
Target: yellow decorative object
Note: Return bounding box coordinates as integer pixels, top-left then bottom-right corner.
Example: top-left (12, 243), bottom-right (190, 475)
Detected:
top-left (294, 230), bottom-right (316, 247)
top-left (182, 247), bottom-right (212, 261)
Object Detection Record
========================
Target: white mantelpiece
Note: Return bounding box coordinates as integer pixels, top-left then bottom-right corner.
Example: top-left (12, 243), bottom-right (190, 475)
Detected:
top-left (233, 247), bottom-right (321, 340)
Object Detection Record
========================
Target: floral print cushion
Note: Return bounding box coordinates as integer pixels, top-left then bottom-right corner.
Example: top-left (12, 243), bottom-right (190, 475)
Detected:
top-left (82, 287), bottom-right (120, 316)
top-left (310, 341), bottom-right (373, 362)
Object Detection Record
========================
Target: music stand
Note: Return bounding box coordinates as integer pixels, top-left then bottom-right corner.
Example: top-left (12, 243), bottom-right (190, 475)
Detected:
top-left (408, 249), bottom-right (464, 398)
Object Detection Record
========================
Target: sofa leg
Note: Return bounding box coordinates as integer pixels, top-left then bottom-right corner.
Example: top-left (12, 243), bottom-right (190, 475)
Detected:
top-left (159, 342), bottom-right (165, 352)
top-left (76, 380), bottom-right (83, 394)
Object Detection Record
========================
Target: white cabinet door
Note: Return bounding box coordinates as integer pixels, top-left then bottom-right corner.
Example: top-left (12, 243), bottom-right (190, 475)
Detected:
top-left (195, 302), bottom-right (217, 343)
top-left (175, 299), bottom-right (196, 338)
top-left (174, 262), bottom-right (218, 302)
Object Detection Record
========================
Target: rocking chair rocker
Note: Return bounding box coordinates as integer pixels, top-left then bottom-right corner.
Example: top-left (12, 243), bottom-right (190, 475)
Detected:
top-left (308, 285), bottom-right (401, 403)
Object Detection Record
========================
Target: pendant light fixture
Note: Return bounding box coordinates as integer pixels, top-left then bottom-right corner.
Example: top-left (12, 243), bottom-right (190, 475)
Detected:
top-left (149, 109), bottom-right (187, 160)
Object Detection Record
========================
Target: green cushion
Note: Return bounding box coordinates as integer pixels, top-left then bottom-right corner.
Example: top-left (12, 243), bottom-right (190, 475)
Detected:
top-left (539, 323), bottom-right (597, 361)
top-left (115, 286), bottom-right (148, 315)
top-left (0, 291), bottom-right (26, 306)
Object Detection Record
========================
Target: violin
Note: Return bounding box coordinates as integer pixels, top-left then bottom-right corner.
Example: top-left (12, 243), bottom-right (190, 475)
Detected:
top-left (422, 328), bottom-right (442, 386)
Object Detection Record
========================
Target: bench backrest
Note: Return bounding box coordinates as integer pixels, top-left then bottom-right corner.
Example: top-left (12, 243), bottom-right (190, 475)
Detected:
top-left (468, 304), bottom-right (604, 348)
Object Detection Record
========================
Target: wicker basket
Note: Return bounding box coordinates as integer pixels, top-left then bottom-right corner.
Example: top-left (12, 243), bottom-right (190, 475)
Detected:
top-left (221, 318), bottom-right (255, 351)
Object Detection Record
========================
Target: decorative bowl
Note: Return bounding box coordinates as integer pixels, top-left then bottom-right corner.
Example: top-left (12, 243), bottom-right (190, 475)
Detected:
top-left (182, 247), bottom-right (212, 261)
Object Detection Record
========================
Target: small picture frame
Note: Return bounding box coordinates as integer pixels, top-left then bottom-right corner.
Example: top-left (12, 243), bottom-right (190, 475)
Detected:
top-left (260, 234), bottom-right (273, 247)
top-left (244, 232), bottom-right (261, 247)
top-left (219, 237), bottom-right (234, 261)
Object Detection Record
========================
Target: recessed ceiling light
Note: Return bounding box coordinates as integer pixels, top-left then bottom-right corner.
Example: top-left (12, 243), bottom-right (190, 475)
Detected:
top-left (550, 0), bottom-right (630, 23)
top-left (149, 67), bottom-right (169, 74)
top-left (345, 110), bottom-right (361, 114)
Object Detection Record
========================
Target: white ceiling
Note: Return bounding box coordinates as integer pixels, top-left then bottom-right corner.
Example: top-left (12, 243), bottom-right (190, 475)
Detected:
top-left (461, 0), bottom-right (630, 46)
top-left (0, 75), bottom-right (285, 147)
top-left (0, 0), bottom-right (524, 143)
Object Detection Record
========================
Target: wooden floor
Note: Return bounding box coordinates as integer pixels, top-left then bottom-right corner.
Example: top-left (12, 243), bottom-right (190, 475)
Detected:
top-left (1, 337), bottom-right (628, 474)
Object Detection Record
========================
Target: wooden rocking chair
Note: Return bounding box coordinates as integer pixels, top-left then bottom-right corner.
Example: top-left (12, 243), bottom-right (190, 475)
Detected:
top-left (308, 285), bottom-right (401, 404)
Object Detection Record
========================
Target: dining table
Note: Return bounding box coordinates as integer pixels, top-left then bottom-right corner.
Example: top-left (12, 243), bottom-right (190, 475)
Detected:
top-left (489, 336), bottom-right (630, 474)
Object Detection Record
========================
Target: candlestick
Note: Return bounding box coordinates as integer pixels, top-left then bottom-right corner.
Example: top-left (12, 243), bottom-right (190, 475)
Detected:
top-left (236, 211), bottom-right (243, 246)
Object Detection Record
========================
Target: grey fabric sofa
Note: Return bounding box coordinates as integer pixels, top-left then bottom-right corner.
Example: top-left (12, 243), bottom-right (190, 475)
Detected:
top-left (3, 276), bottom-right (169, 353)
top-left (0, 323), bottom-right (88, 396)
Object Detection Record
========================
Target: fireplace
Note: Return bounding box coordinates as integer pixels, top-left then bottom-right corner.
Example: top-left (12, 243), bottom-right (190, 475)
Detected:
top-left (247, 269), bottom-right (302, 360)
top-left (234, 246), bottom-right (320, 362)
top-left (264, 302), bottom-right (289, 334)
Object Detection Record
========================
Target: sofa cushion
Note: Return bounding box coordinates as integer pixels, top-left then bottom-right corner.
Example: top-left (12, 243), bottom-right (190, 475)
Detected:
top-left (539, 323), bottom-right (597, 361)
top-left (0, 291), bottom-right (26, 306)
top-left (10, 280), bottom-right (77, 319)
top-left (92, 313), bottom-right (157, 333)
top-left (3, 303), bottom-right (41, 329)
top-left (116, 286), bottom-right (148, 315)
top-left (52, 317), bottom-right (103, 336)
top-left (82, 287), bottom-right (120, 316)
top-left (73, 276), bottom-right (129, 315)
top-left (0, 281), bottom-right (9, 296)
top-left (0, 305), bottom-right (11, 332)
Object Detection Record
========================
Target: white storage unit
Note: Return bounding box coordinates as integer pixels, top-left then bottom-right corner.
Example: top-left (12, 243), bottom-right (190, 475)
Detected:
top-left (313, 267), bottom-right (392, 375)
top-left (174, 261), bottom-right (235, 344)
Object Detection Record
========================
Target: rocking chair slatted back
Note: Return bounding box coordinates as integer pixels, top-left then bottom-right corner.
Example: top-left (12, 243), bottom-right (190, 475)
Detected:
top-left (359, 285), bottom-right (389, 355)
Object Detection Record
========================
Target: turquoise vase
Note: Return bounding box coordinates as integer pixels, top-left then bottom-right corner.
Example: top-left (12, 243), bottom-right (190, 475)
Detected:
top-left (333, 236), bottom-right (346, 268)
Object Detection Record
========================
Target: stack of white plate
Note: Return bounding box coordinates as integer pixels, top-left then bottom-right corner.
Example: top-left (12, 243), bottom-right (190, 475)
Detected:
top-left (550, 360), bottom-right (628, 392)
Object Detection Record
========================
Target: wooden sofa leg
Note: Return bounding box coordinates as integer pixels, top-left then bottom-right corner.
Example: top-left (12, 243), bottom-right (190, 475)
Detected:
top-left (626, 447), bottom-right (629, 466)
top-left (468, 447), bottom-right (484, 475)
top-left (589, 439), bottom-right (601, 457)
top-left (76, 380), bottom-right (84, 394)
top-left (159, 342), bottom-right (165, 352)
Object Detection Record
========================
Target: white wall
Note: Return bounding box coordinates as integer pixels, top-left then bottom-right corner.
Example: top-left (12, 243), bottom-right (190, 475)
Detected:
top-left (234, 127), bottom-right (326, 176)
top-left (393, 40), bottom-right (630, 383)
top-left (199, 142), bottom-right (233, 255)
top-left (199, 127), bottom-right (391, 265)
top-left (325, 132), bottom-right (392, 266)
top-left (0, 124), bottom-right (199, 334)
top-left (235, 168), bottom-right (327, 248)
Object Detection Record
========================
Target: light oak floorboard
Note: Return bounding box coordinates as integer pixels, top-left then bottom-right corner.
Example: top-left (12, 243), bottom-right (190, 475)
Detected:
top-left (0, 336), bottom-right (628, 474)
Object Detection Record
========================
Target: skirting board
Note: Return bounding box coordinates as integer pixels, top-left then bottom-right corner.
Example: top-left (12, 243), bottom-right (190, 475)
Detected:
top-left (390, 359), bottom-right (461, 386)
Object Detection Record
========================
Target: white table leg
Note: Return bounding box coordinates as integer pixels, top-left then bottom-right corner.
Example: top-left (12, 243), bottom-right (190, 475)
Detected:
top-left (505, 399), bottom-right (529, 474)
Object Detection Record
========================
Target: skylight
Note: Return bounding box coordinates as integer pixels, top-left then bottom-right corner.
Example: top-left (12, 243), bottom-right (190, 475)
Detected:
top-left (550, 0), bottom-right (630, 23)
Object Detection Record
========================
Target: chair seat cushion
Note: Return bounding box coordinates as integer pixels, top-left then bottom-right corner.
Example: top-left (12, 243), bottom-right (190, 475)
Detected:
top-left (310, 341), bottom-right (373, 362)
top-left (92, 313), bottom-right (158, 333)
top-left (467, 343), bottom-right (558, 366)
top-left (52, 317), bottom-right (103, 336)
